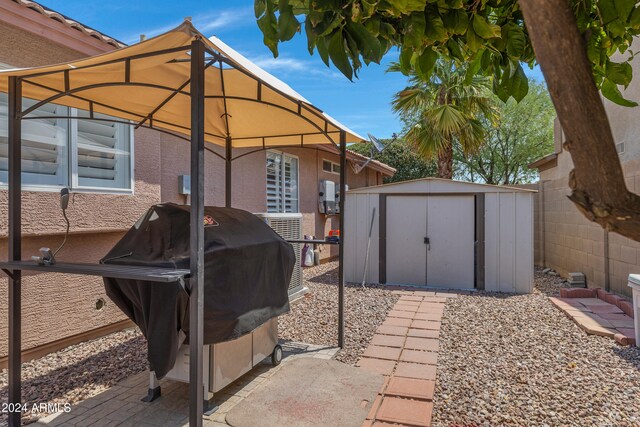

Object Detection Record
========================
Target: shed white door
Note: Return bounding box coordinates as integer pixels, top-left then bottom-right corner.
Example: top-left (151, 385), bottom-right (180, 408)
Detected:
top-left (386, 195), bottom-right (475, 288)
top-left (386, 196), bottom-right (427, 285)
top-left (426, 196), bottom-right (475, 289)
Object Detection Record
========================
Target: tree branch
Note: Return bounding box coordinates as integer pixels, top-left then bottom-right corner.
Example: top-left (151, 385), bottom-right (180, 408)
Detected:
top-left (520, 0), bottom-right (640, 240)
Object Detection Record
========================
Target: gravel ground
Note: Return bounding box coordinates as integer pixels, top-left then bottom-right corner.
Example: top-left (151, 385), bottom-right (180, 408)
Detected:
top-left (0, 328), bottom-right (147, 425)
top-left (279, 261), bottom-right (398, 365)
top-left (0, 261), bottom-right (395, 425)
top-left (433, 268), bottom-right (640, 427)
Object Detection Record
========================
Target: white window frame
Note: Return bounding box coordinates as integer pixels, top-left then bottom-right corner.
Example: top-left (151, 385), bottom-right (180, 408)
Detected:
top-left (70, 108), bottom-right (135, 193)
top-left (266, 150), bottom-right (299, 213)
top-left (322, 159), bottom-right (341, 175)
top-left (0, 101), bottom-right (134, 194)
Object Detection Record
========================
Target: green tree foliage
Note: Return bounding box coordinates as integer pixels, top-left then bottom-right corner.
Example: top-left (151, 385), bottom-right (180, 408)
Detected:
top-left (254, 0), bottom-right (639, 106)
top-left (349, 139), bottom-right (438, 183)
top-left (390, 59), bottom-right (494, 178)
top-left (454, 81), bottom-right (555, 184)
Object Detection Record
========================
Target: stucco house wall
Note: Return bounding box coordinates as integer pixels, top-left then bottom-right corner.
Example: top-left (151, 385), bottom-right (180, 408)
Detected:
top-left (0, 2), bottom-right (392, 362)
top-left (532, 46), bottom-right (640, 298)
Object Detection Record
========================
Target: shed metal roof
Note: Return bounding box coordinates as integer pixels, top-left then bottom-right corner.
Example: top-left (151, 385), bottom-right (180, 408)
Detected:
top-left (346, 177), bottom-right (538, 194)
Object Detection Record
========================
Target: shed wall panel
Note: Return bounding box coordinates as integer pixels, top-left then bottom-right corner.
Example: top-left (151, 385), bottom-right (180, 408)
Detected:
top-left (484, 193), bottom-right (500, 291)
top-left (515, 193), bottom-right (534, 293)
top-left (344, 193), bottom-right (379, 283)
top-left (498, 193), bottom-right (516, 293)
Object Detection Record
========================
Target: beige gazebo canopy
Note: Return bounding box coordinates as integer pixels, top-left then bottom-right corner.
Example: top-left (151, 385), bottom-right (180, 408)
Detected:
top-left (0, 20), bottom-right (364, 148)
top-left (0, 21), bottom-right (358, 427)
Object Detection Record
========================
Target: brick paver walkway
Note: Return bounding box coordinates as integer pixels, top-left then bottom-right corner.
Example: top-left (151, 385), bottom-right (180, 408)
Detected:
top-left (358, 290), bottom-right (457, 427)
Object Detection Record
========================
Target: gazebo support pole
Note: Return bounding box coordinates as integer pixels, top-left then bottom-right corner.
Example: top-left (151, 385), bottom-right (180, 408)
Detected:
top-left (338, 130), bottom-right (346, 348)
top-left (7, 76), bottom-right (22, 427)
top-left (225, 136), bottom-right (232, 207)
top-left (188, 38), bottom-right (206, 427)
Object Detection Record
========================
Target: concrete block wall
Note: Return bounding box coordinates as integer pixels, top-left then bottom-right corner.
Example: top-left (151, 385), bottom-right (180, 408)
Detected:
top-left (535, 158), bottom-right (640, 297)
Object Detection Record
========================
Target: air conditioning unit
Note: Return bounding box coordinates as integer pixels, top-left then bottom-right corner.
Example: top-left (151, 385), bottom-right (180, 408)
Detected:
top-left (254, 213), bottom-right (305, 298)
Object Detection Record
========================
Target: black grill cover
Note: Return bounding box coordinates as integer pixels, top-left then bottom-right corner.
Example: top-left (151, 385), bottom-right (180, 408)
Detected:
top-left (101, 203), bottom-right (294, 378)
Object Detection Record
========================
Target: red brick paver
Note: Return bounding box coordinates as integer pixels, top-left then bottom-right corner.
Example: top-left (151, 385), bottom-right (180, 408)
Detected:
top-left (404, 337), bottom-right (439, 352)
top-left (376, 325), bottom-right (409, 336)
top-left (359, 290), bottom-right (456, 427)
top-left (363, 345), bottom-right (403, 361)
top-left (411, 320), bottom-right (441, 330)
top-left (549, 294), bottom-right (635, 344)
top-left (385, 377), bottom-right (435, 400)
top-left (400, 349), bottom-right (438, 365)
top-left (357, 357), bottom-right (396, 376)
top-left (371, 334), bottom-right (406, 348)
top-left (407, 328), bottom-right (439, 339)
top-left (383, 317), bottom-right (412, 327)
top-left (388, 310), bottom-right (415, 319)
top-left (395, 362), bottom-right (437, 380)
top-left (377, 396), bottom-right (433, 426)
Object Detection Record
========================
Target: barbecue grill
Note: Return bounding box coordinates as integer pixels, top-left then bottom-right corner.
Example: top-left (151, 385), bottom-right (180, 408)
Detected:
top-left (101, 203), bottom-right (295, 403)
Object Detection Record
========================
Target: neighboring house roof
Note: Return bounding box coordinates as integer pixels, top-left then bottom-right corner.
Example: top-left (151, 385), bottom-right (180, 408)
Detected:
top-left (6, 0), bottom-right (125, 49)
top-left (346, 148), bottom-right (396, 176)
top-left (316, 143), bottom-right (395, 176)
top-left (528, 153), bottom-right (558, 171)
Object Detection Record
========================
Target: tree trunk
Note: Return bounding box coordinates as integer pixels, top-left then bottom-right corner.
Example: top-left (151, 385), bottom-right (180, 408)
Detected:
top-left (519, 0), bottom-right (640, 241)
top-left (437, 142), bottom-right (454, 179)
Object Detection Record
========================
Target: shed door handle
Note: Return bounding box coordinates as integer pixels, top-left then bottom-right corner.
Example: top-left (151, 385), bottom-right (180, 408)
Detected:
top-left (424, 237), bottom-right (430, 250)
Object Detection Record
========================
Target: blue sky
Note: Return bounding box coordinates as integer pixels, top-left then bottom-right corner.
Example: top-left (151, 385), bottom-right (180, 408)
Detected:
top-left (38, 0), bottom-right (544, 139)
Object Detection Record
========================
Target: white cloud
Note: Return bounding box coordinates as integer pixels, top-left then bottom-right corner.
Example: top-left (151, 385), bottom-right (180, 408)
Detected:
top-left (123, 7), bottom-right (253, 44)
top-left (194, 8), bottom-right (253, 34)
top-left (249, 54), bottom-right (342, 80)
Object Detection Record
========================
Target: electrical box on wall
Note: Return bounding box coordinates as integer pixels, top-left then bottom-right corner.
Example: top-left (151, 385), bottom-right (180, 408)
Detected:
top-left (318, 179), bottom-right (336, 214)
top-left (178, 175), bottom-right (190, 195)
top-left (335, 184), bottom-right (348, 214)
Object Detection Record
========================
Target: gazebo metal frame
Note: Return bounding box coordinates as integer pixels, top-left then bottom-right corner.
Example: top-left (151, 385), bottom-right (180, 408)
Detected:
top-left (0, 30), bottom-right (353, 427)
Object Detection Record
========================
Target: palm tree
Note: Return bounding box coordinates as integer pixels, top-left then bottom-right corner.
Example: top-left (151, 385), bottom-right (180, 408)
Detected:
top-left (391, 60), bottom-right (494, 179)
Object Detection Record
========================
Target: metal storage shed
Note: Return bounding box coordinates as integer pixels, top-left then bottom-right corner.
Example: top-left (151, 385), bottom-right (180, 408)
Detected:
top-left (345, 178), bottom-right (535, 293)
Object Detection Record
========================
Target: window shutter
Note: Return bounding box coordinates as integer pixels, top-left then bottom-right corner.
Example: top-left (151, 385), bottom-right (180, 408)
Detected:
top-left (0, 94), bottom-right (68, 186)
top-left (266, 151), bottom-right (282, 213)
top-left (283, 155), bottom-right (298, 213)
top-left (266, 151), bottom-right (298, 213)
top-left (75, 110), bottom-right (131, 189)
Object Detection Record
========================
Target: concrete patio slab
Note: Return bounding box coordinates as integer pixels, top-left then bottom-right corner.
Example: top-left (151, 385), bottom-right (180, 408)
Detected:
top-left (225, 358), bottom-right (383, 427)
top-left (34, 341), bottom-right (338, 427)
